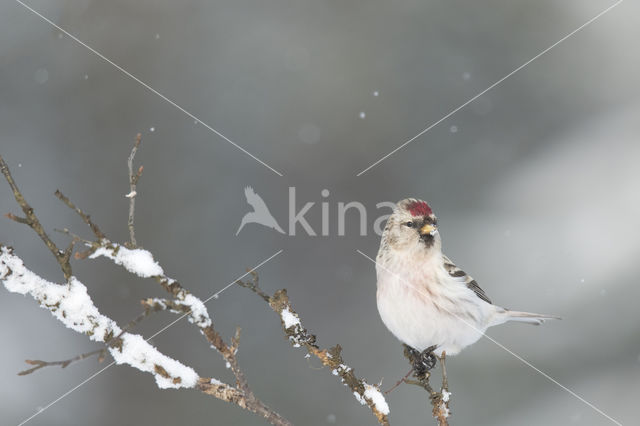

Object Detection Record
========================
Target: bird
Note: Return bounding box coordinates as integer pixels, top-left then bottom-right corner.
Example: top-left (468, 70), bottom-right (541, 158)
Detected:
top-left (236, 186), bottom-right (285, 235)
top-left (375, 198), bottom-right (559, 366)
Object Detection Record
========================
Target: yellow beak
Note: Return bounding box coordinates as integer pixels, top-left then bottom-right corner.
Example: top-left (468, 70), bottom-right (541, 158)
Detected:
top-left (420, 223), bottom-right (437, 236)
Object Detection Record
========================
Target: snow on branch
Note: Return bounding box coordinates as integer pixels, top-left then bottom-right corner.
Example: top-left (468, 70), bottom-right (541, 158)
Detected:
top-left (1, 133), bottom-right (402, 425)
top-left (238, 274), bottom-right (391, 425)
top-left (0, 145), bottom-right (292, 426)
top-left (86, 239), bottom-right (213, 330)
top-left (89, 244), bottom-right (164, 278)
top-left (0, 245), bottom-right (198, 389)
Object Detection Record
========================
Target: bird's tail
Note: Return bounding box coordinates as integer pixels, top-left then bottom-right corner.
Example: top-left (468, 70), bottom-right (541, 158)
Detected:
top-left (501, 310), bottom-right (561, 326)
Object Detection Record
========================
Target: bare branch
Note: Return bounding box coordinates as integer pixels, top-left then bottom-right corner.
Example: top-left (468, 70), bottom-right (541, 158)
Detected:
top-left (383, 367), bottom-right (413, 395)
top-left (0, 156), bottom-right (72, 279)
top-left (5, 212), bottom-right (29, 224)
top-left (18, 349), bottom-right (106, 376)
top-left (240, 281), bottom-right (390, 425)
top-left (54, 190), bottom-right (105, 241)
top-left (126, 133), bottom-right (143, 248)
top-left (236, 270), bottom-right (270, 302)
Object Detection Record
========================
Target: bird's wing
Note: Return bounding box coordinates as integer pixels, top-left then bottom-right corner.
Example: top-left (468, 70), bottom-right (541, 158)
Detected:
top-left (442, 254), bottom-right (492, 304)
top-left (244, 186), bottom-right (269, 212)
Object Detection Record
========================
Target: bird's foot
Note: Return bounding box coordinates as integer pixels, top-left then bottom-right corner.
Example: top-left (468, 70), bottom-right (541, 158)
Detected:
top-left (404, 344), bottom-right (438, 377)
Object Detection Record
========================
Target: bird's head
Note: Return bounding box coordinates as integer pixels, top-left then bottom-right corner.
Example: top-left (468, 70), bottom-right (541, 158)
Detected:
top-left (380, 199), bottom-right (441, 255)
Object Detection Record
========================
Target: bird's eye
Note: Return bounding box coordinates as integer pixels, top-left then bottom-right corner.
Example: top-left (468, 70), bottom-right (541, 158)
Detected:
top-left (405, 221), bottom-right (415, 228)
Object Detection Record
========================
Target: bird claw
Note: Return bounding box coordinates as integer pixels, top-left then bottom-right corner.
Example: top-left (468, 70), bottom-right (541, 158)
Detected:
top-left (404, 344), bottom-right (438, 376)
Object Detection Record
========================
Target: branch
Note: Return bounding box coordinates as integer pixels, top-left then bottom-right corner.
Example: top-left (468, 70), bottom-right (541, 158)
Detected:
top-left (1, 145), bottom-right (291, 425)
top-left (0, 156), bottom-right (73, 279)
top-left (402, 346), bottom-right (451, 425)
top-left (87, 241), bottom-right (290, 424)
top-left (16, 303), bottom-right (160, 377)
top-left (0, 245), bottom-right (197, 388)
top-left (126, 133), bottom-right (143, 248)
top-left (0, 245), bottom-right (290, 424)
top-left (18, 349), bottom-right (106, 376)
top-left (238, 276), bottom-right (391, 425)
top-left (54, 190), bottom-right (105, 241)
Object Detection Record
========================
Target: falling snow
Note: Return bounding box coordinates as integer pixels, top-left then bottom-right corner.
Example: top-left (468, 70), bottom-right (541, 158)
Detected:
top-left (359, 112), bottom-right (366, 119)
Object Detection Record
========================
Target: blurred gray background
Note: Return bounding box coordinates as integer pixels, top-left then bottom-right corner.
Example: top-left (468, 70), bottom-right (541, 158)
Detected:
top-left (1, 0), bottom-right (639, 425)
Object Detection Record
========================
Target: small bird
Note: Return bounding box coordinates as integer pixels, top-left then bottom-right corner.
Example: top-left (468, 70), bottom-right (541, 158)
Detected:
top-left (236, 186), bottom-right (285, 235)
top-left (376, 198), bottom-right (558, 362)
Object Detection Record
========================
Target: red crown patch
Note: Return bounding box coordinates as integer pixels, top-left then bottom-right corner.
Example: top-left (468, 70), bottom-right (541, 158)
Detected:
top-left (407, 200), bottom-right (432, 217)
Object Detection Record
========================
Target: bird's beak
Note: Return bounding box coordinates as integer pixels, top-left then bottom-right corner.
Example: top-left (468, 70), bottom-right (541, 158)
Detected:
top-left (420, 223), bottom-right (437, 236)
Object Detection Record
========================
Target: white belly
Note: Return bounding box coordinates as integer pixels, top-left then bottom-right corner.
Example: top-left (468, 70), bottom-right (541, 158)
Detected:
top-left (376, 264), bottom-right (491, 356)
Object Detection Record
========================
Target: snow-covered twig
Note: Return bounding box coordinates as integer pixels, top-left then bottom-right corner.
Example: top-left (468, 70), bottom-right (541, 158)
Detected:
top-left (83, 240), bottom-right (290, 425)
top-left (238, 276), bottom-right (391, 426)
top-left (0, 246), bottom-right (199, 389)
top-left (1, 148), bottom-right (291, 425)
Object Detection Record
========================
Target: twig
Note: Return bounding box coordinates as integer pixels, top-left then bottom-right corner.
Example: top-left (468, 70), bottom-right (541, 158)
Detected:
top-left (2, 139), bottom-right (292, 425)
top-left (54, 190), bottom-right (105, 240)
top-left (18, 349), bottom-right (106, 376)
top-left (384, 367), bottom-right (413, 395)
top-left (435, 353), bottom-right (451, 425)
top-left (0, 156), bottom-right (73, 279)
top-left (439, 353), bottom-right (448, 393)
top-left (126, 133), bottom-right (143, 248)
top-left (402, 346), bottom-right (451, 426)
top-left (239, 278), bottom-right (390, 426)
top-left (137, 287), bottom-right (291, 425)
top-left (49, 140), bottom-right (272, 419)
top-left (236, 270), bottom-right (270, 302)
top-left (16, 301), bottom-right (188, 377)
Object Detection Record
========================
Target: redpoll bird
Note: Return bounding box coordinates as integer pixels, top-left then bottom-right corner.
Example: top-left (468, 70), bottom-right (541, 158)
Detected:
top-left (376, 198), bottom-right (559, 360)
